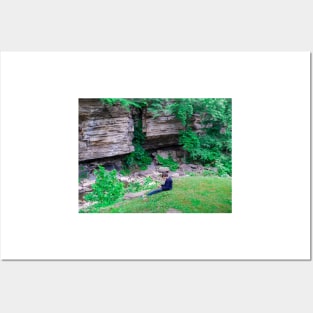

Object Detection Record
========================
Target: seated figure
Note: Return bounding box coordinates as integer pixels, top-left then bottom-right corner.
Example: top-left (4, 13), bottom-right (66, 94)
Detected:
top-left (147, 172), bottom-right (172, 196)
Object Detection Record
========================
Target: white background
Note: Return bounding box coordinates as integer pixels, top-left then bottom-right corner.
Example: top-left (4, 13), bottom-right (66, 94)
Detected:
top-left (1, 52), bottom-right (310, 260)
top-left (0, 1), bottom-right (312, 312)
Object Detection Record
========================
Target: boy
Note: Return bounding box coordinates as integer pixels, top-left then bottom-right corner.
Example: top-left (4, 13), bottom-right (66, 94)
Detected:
top-left (147, 172), bottom-right (173, 196)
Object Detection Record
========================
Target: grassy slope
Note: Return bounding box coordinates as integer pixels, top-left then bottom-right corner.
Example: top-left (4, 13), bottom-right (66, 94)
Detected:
top-left (83, 176), bottom-right (232, 213)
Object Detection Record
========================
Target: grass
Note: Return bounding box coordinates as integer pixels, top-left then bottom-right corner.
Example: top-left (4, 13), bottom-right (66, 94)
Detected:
top-left (80, 176), bottom-right (232, 213)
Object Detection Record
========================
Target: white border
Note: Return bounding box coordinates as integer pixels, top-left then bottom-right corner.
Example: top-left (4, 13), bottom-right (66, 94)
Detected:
top-left (0, 52), bottom-right (310, 259)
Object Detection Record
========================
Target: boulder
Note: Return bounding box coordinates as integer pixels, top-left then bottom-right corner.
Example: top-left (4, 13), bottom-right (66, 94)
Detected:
top-left (81, 179), bottom-right (96, 187)
top-left (170, 173), bottom-right (180, 178)
top-left (124, 191), bottom-right (147, 200)
top-left (158, 167), bottom-right (170, 173)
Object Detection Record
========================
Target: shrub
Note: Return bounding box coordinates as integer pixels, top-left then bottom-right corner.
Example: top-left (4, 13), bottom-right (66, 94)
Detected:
top-left (202, 169), bottom-right (216, 176)
top-left (120, 168), bottom-right (131, 176)
top-left (214, 159), bottom-right (230, 176)
top-left (126, 181), bottom-right (142, 193)
top-left (156, 154), bottom-right (179, 171)
top-left (124, 144), bottom-right (152, 170)
top-left (84, 166), bottom-right (124, 208)
top-left (126, 177), bottom-right (159, 193)
top-left (179, 129), bottom-right (200, 152)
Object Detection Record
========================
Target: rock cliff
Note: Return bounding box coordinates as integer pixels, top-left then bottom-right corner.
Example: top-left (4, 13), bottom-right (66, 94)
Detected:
top-left (79, 99), bottom-right (134, 161)
top-left (142, 109), bottom-right (185, 150)
top-left (79, 99), bottom-right (185, 162)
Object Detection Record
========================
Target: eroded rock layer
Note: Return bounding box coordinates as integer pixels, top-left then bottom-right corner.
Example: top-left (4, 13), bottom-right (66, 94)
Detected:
top-left (79, 99), bottom-right (134, 161)
top-left (79, 99), bottom-right (187, 161)
top-left (142, 110), bottom-right (184, 150)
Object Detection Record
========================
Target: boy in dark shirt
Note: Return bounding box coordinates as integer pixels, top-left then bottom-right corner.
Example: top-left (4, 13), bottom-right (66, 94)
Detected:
top-left (147, 172), bottom-right (172, 196)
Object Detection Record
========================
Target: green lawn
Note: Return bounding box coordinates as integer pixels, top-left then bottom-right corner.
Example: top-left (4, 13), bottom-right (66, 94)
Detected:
top-left (80, 176), bottom-right (232, 213)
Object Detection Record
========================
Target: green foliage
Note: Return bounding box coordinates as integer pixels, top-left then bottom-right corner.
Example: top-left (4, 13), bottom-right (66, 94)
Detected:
top-left (99, 98), bottom-right (143, 111)
top-left (216, 155), bottom-right (232, 176)
top-left (84, 166), bottom-right (124, 208)
top-left (80, 176), bottom-right (232, 213)
top-left (146, 99), bottom-right (168, 118)
top-left (123, 112), bottom-right (152, 170)
top-left (143, 176), bottom-right (159, 189)
top-left (124, 144), bottom-right (152, 170)
top-left (98, 98), bottom-right (232, 176)
top-left (126, 181), bottom-right (142, 193)
top-left (133, 118), bottom-right (145, 145)
top-left (185, 171), bottom-right (197, 176)
top-left (179, 129), bottom-right (200, 151)
top-left (126, 176), bottom-right (159, 193)
top-left (172, 98), bottom-right (232, 175)
top-left (167, 99), bottom-right (194, 126)
top-left (120, 168), bottom-right (131, 176)
top-left (202, 169), bottom-right (217, 176)
top-left (156, 154), bottom-right (179, 171)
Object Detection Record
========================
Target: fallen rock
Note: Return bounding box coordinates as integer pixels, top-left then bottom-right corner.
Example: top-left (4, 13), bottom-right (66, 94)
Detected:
top-left (79, 187), bottom-right (92, 193)
top-left (124, 191), bottom-right (147, 200)
top-left (79, 201), bottom-right (96, 210)
top-left (118, 176), bottom-right (131, 183)
top-left (158, 167), bottom-right (170, 173)
top-left (81, 179), bottom-right (96, 188)
top-left (170, 173), bottom-right (180, 178)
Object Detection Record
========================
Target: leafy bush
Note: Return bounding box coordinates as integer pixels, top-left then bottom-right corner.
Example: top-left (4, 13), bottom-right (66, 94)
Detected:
top-left (179, 129), bottom-right (200, 152)
top-left (126, 177), bottom-right (159, 193)
top-left (185, 171), bottom-right (198, 177)
top-left (142, 176), bottom-right (159, 190)
top-left (84, 166), bottom-right (124, 208)
top-left (133, 119), bottom-right (145, 145)
top-left (120, 168), bottom-right (131, 176)
top-left (126, 181), bottom-right (142, 193)
top-left (167, 99), bottom-right (194, 126)
top-left (123, 112), bottom-right (152, 170)
top-left (124, 144), bottom-right (152, 170)
top-left (156, 154), bottom-right (179, 171)
top-left (215, 156), bottom-right (232, 176)
top-left (202, 169), bottom-right (217, 176)
top-left (214, 159), bottom-right (230, 176)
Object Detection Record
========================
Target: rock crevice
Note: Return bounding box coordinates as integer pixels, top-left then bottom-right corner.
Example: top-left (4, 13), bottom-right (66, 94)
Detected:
top-left (79, 99), bottom-right (188, 162)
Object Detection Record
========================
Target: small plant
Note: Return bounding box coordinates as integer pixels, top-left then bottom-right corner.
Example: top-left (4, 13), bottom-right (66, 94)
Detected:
top-left (84, 166), bottom-right (125, 208)
top-left (124, 144), bottom-right (152, 170)
top-left (202, 169), bottom-right (216, 176)
top-left (156, 154), bottom-right (179, 171)
top-left (185, 171), bottom-right (198, 177)
top-left (142, 176), bottom-right (159, 190)
top-left (215, 159), bottom-right (231, 176)
top-left (120, 168), bottom-right (131, 176)
top-left (126, 181), bottom-right (142, 193)
top-left (126, 177), bottom-right (159, 193)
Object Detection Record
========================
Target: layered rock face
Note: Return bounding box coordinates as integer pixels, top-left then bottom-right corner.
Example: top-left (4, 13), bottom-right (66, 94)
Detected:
top-left (79, 99), bottom-right (188, 162)
top-left (79, 99), bottom-right (134, 161)
top-left (142, 109), bottom-right (185, 150)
